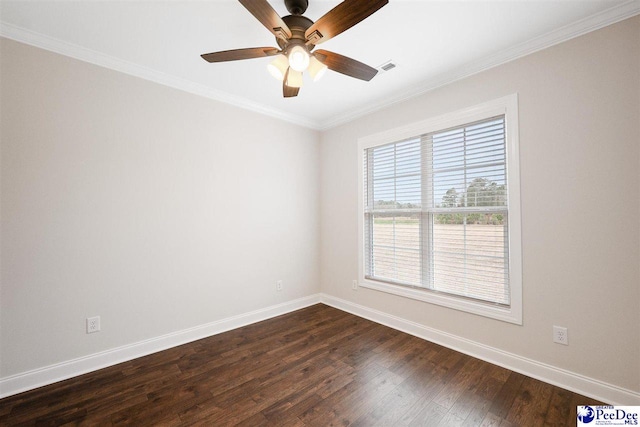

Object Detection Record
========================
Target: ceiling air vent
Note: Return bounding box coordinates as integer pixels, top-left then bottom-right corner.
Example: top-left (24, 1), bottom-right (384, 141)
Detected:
top-left (378, 61), bottom-right (397, 73)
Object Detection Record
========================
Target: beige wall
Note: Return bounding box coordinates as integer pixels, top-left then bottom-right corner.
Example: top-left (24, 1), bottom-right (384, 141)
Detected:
top-left (0, 38), bottom-right (321, 377)
top-left (319, 16), bottom-right (640, 393)
top-left (1, 15), bottom-right (639, 398)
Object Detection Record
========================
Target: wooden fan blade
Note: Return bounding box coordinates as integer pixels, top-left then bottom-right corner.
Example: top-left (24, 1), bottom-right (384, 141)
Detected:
top-left (201, 47), bottom-right (279, 63)
top-left (283, 84), bottom-right (300, 97)
top-left (314, 49), bottom-right (378, 81)
top-left (305, 0), bottom-right (388, 45)
top-left (238, 0), bottom-right (292, 40)
top-left (283, 69), bottom-right (300, 97)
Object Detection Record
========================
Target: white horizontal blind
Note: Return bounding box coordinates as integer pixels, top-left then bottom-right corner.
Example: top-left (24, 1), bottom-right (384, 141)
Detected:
top-left (363, 116), bottom-right (510, 306)
top-left (364, 139), bottom-right (423, 286)
top-left (427, 116), bottom-right (509, 305)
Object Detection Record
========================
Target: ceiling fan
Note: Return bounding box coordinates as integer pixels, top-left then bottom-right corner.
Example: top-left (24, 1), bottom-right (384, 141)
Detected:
top-left (200, 0), bottom-right (388, 98)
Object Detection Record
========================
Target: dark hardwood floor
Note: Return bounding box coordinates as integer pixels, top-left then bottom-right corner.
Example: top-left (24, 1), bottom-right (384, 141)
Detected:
top-left (0, 304), bottom-right (603, 426)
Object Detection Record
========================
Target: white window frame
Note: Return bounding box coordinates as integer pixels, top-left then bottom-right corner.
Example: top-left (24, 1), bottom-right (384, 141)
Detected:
top-left (357, 94), bottom-right (522, 324)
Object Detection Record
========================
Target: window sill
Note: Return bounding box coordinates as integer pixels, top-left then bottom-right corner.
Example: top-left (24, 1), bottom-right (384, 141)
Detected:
top-left (359, 278), bottom-right (522, 325)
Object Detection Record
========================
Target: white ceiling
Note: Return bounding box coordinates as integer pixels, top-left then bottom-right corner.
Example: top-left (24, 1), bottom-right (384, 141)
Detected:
top-left (1, 0), bottom-right (638, 129)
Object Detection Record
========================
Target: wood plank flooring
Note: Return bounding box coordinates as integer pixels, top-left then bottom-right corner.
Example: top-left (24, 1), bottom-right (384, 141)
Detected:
top-left (0, 304), bottom-right (603, 426)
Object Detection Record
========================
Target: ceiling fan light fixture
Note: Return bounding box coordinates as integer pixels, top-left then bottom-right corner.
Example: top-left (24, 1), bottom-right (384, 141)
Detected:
top-left (200, 0), bottom-right (389, 98)
top-left (308, 56), bottom-right (328, 81)
top-left (267, 54), bottom-right (289, 81)
top-left (288, 45), bottom-right (310, 72)
top-left (285, 69), bottom-right (304, 88)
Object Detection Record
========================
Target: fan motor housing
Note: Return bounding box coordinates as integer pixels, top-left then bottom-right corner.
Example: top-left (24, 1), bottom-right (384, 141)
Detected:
top-left (277, 15), bottom-right (314, 50)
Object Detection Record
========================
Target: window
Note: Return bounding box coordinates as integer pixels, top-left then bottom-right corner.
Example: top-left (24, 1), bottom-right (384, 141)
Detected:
top-left (358, 95), bottom-right (522, 324)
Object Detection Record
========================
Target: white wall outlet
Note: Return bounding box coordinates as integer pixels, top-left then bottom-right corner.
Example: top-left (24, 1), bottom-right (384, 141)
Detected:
top-left (553, 326), bottom-right (568, 345)
top-left (352, 280), bottom-right (358, 290)
top-left (87, 316), bottom-right (100, 334)
top-left (276, 280), bottom-right (283, 291)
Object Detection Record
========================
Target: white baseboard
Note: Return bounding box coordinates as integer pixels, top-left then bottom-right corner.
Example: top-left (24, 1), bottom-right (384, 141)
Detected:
top-left (319, 293), bottom-right (640, 406)
top-left (0, 294), bottom-right (322, 399)
top-left (3, 293), bottom-right (638, 406)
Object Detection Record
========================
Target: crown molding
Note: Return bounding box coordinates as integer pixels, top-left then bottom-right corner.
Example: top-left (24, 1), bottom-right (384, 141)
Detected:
top-left (0, 22), bottom-right (323, 130)
top-left (1, 0), bottom-right (638, 131)
top-left (318, 0), bottom-right (640, 130)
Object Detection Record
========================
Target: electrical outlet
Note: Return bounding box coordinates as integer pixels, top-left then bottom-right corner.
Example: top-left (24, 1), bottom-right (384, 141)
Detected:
top-left (87, 316), bottom-right (100, 334)
top-left (352, 280), bottom-right (358, 290)
top-left (553, 326), bottom-right (568, 345)
top-left (276, 280), bottom-right (283, 291)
